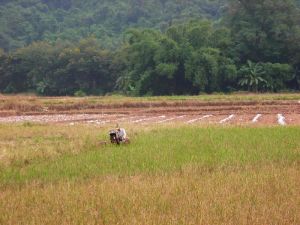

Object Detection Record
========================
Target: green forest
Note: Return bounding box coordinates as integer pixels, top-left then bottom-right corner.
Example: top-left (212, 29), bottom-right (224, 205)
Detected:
top-left (0, 0), bottom-right (300, 96)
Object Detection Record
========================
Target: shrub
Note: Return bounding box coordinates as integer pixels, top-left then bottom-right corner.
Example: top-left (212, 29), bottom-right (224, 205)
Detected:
top-left (74, 90), bottom-right (87, 97)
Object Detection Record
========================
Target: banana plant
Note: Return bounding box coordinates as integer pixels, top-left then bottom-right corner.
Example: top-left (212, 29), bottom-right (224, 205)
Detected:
top-left (238, 60), bottom-right (268, 92)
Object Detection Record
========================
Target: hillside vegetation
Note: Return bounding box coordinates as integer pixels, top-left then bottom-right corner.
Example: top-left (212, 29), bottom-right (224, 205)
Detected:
top-left (0, 0), bottom-right (226, 51)
top-left (0, 0), bottom-right (300, 96)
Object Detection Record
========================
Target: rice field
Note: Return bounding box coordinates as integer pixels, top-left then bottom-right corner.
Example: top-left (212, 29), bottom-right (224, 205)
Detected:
top-left (0, 94), bottom-right (300, 224)
top-left (0, 123), bottom-right (300, 224)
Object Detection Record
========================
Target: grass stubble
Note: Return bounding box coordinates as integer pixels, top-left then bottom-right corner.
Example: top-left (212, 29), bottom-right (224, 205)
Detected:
top-left (0, 93), bottom-right (300, 114)
top-left (0, 122), bottom-right (299, 225)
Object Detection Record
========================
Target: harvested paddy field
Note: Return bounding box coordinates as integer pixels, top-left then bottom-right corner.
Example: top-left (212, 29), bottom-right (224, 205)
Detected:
top-left (0, 94), bottom-right (299, 126)
top-left (0, 94), bottom-right (300, 225)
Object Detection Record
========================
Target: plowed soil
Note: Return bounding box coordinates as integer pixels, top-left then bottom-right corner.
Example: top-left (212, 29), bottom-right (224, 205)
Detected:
top-left (0, 99), bottom-right (299, 126)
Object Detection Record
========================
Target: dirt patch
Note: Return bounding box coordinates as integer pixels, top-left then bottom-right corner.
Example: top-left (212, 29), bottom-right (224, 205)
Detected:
top-left (284, 114), bottom-right (300, 126)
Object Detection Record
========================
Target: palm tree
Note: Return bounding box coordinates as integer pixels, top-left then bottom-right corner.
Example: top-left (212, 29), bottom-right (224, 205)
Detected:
top-left (238, 60), bottom-right (268, 92)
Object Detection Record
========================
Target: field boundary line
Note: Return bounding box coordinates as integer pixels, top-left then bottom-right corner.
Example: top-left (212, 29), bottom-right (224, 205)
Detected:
top-left (277, 114), bottom-right (286, 125)
top-left (219, 114), bottom-right (235, 124)
top-left (252, 114), bottom-right (262, 123)
top-left (186, 115), bottom-right (213, 124)
top-left (132, 115), bottom-right (166, 123)
top-left (156, 115), bottom-right (186, 123)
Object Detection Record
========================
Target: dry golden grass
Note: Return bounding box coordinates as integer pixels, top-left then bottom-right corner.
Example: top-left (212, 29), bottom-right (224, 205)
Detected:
top-left (0, 124), bottom-right (102, 168)
top-left (1, 164), bottom-right (299, 225)
top-left (0, 93), bottom-right (299, 115)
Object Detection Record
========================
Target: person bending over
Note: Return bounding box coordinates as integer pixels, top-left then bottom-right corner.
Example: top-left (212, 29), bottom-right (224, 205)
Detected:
top-left (116, 127), bottom-right (127, 142)
top-left (109, 124), bottom-right (130, 145)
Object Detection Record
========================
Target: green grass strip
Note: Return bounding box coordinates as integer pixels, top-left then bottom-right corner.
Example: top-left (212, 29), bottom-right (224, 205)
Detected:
top-left (1, 126), bottom-right (299, 185)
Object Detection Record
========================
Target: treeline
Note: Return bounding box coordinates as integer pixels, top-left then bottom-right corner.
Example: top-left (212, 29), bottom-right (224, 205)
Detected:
top-left (0, 38), bottom-right (116, 95)
top-left (0, 0), bottom-right (300, 96)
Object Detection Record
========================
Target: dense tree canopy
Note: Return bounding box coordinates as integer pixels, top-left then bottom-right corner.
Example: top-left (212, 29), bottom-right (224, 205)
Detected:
top-left (0, 38), bottom-right (117, 95)
top-left (0, 0), bottom-right (299, 96)
top-left (0, 0), bottom-right (226, 52)
top-left (227, 0), bottom-right (300, 64)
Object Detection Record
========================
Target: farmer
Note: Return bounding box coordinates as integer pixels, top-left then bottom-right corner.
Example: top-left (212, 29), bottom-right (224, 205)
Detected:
top-left (116, 127), bottom-right (127, 142)
top-left (116, 124), bottom-right (127, 143)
